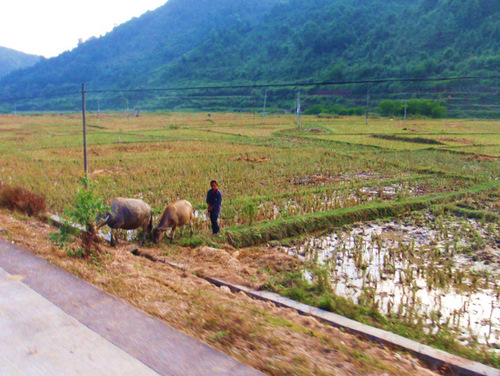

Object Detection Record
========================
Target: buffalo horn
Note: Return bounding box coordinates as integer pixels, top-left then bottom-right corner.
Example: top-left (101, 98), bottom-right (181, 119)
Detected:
top-left (97, 214), bottom-right (110, 228)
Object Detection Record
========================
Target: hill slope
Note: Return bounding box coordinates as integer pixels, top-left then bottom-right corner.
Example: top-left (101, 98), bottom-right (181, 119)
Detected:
top-left (164, 0), bottom-right (499, 84)
top-left (0, 0), bottom-right (277, 95)
top-left (0, 46), bottom-right (40, 78)
top-left (0, 0), bottom-right (498, 114)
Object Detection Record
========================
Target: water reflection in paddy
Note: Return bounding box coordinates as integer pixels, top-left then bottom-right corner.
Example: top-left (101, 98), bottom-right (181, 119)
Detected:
top-left (284, 214), bottom-right (499, 347)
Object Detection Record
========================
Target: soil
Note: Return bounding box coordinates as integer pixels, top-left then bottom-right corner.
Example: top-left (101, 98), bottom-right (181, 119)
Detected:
top-left (0, 210), bottom-right (442, 376)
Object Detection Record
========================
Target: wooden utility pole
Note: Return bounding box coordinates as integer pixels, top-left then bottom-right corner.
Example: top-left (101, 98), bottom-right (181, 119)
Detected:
top-left (82, 83), bottom-right (88, 184)
top-left (297, 91), bottom-right (301, 129)
top-left (261, 87), bottom-right (268, 125)
top-left (365, 88), bottom-right (370, 125)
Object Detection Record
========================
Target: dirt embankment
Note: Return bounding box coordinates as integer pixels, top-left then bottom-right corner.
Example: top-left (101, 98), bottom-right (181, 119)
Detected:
top-left (0, 211), bottom-right (440, 376)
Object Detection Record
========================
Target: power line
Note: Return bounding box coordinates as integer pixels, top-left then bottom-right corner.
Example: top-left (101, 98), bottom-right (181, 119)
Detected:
top-left (88, 75), bottom-right (500, 93)
top-left (0, 75), bottom-right (498, 103)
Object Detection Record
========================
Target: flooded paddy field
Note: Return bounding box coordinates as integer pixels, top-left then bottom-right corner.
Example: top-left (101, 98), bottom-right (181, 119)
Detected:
top-left (283, 209), bottom-right (499, 350)
top-left (250, 175), bottom-right (474, 224)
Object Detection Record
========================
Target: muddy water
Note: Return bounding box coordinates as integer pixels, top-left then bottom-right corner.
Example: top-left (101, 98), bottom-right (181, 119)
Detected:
top-left (284, 213), bottom-right (500, 348)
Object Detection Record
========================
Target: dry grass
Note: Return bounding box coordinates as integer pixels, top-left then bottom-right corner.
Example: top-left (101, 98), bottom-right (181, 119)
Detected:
top-left (0, 184), bottom-right (47, 217)
top-left (1, 113), bottom-right (497, 224)
top-left (0, 209), bottom-right (439, 376)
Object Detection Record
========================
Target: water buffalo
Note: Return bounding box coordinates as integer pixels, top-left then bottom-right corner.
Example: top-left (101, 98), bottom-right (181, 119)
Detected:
top-left (153, 200), bottom-right (193, 243)
top-left (97, 197), bottom-right (152, 246)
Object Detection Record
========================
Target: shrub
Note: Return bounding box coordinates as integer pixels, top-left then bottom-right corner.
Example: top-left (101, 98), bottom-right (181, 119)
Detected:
top-left (303, 104), bottom-right (325, 115)
top-left (65, 178), bottom-right (108, 233)
top-left (377, 99), bottom-right (446, 118)
top-left (303, 103), bottom-right (365, 116)
top-left (51, 178), bottom-right (108, 258)
top-left (327, 104), bottom-right (364, 116)
top-left (377, 99), bottom-right (403, 117)
top-left (0, 184), bottom-right (46, 216)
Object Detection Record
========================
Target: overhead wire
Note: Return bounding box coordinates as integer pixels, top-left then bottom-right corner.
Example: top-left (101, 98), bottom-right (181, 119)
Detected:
top-left (0, 75), bottom-right (498, 103)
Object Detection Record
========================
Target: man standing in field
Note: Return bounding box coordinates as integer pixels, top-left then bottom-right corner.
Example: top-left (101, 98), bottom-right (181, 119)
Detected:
top-left (206, 180), bottom-right (222, 235)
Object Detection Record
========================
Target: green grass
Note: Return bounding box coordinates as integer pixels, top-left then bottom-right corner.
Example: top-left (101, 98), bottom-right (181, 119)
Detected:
top-left (223, 181), bottom-right (499, 247)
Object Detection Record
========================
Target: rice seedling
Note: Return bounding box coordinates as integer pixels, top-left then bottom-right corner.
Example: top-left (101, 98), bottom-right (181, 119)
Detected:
top-left (282, 205), bottom-right (499, 362)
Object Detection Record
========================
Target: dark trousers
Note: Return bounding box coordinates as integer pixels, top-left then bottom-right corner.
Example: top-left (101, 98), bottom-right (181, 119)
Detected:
top-left (210, 211), bottom-right (220, 234)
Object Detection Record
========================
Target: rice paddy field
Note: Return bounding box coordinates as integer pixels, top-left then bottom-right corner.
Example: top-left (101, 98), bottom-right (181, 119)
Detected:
top-left (1, 112), bottom-right (499, 367)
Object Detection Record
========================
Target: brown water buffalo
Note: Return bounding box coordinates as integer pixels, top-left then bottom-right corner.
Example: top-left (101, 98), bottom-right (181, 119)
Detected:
top-left (97, 197), bottom-right (152, 246)
top-left (153, 200), bottom-right (193, 243)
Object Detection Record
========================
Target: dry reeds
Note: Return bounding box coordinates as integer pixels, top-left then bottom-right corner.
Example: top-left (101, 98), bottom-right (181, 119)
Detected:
top-left (0, 184), bottom-right (46, 217)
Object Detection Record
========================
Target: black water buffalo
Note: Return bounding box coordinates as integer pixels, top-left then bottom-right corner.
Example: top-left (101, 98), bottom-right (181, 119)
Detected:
top-left (97, 197), bottom-right (152, 246)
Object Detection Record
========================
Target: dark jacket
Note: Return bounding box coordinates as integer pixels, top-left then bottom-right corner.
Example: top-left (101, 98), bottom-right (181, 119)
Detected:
top-left (206, 189), bottom-right (222, 214)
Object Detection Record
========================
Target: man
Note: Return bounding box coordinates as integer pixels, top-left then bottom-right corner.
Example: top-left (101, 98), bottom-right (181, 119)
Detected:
top-left (206, 180), bottom-right (222, 235)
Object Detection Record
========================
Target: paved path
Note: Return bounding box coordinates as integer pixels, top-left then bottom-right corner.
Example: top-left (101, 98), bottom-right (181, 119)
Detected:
top-left (0, 238), bottom-right (265, 376)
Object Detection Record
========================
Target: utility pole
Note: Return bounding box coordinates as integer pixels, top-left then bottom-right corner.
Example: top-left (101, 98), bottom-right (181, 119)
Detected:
top-left (365, 88), bottom-right (370, 125)
top-left (297, 91), bottom-right (301, 130)
top-left (252, 92), bottom-right (256, 120)
top-left (261, 87), bottom-right (268, 125)
top-left (82, 83), bottom-right (88, 185)
top-left (404, 99), bottom-right (407, 121)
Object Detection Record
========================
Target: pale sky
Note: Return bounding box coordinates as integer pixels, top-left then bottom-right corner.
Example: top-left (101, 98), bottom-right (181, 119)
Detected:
top-left (0, 0), bottom-right (167, 58)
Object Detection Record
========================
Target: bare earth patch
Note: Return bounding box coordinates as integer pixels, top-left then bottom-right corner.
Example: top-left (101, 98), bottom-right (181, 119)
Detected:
top-left (236, 156), bottom-right (271, 163)
top-left (0, 210), bottom-right (441, 376)
top-left (289, 174), bottom-right (338, 185)
top-left (462, 154), bottom-right (500, 162)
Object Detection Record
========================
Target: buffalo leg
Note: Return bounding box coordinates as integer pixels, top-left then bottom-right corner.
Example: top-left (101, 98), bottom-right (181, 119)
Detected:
top-left (170, 225), bottom-right (177, 242)
top-left (141, 223), bottom-right (148, 246)
top-left (110, 229), bottom-right (117, 247)
top-left (111, 220), bottom-right (125, 246)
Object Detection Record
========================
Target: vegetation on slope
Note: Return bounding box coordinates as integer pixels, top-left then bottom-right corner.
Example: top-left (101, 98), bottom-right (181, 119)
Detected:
top-left (0, 0), bottom-right (498, 114)
top-left (0, 46), bottom-right (40, 78)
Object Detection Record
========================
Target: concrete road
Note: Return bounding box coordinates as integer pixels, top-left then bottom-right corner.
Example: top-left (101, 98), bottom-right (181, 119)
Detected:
top-left (0, 238), bottom-right (264, 376)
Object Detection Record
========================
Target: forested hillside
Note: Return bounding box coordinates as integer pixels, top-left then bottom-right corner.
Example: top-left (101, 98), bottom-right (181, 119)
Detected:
top-left (166, 0), bottom-right (499, 83)
top-left (0, 46), bottom-right (40, 78)
top-left (0, 0), bottom-right (277, 100)
top-left (0, 0), bottom-right (498, 115)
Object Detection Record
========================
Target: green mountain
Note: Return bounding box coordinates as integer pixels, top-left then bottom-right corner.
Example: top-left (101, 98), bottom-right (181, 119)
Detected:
top-left (0, 46), bottom-right (40, 78)
top-left (0, 0), bottom-right (277, 92)
top-left (169, 0), bottom-right (499, 83)
top-left (0, 0), bottom-right (498, 116)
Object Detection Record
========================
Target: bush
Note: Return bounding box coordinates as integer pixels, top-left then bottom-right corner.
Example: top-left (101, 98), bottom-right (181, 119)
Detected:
top-left (377, 99), bottom-right (446, 118)
top-left (327, 104), bottom-right (364, 116)
top-left (65, 178), bottom-right (108, 233)
top-left (303, 104), bottom-right (324, 115)
top-left (51, 178), bottom-right (108, 258)
top-left (0, 184), bottom-right (47, 216)
top-left (303, 103), bottom-right (365, 116)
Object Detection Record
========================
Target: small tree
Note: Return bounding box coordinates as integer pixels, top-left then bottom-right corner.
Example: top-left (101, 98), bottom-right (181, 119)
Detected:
top-left (66, 178), bottom-right (107, 233)
top-left (378, 99), bottom-right (446, 118)
top-left (51, 178), bottom-right (108, 258)
top-left (377, 99), bottom-right (402, 117)
top-left (303, 104), bottom-right (325, 115)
